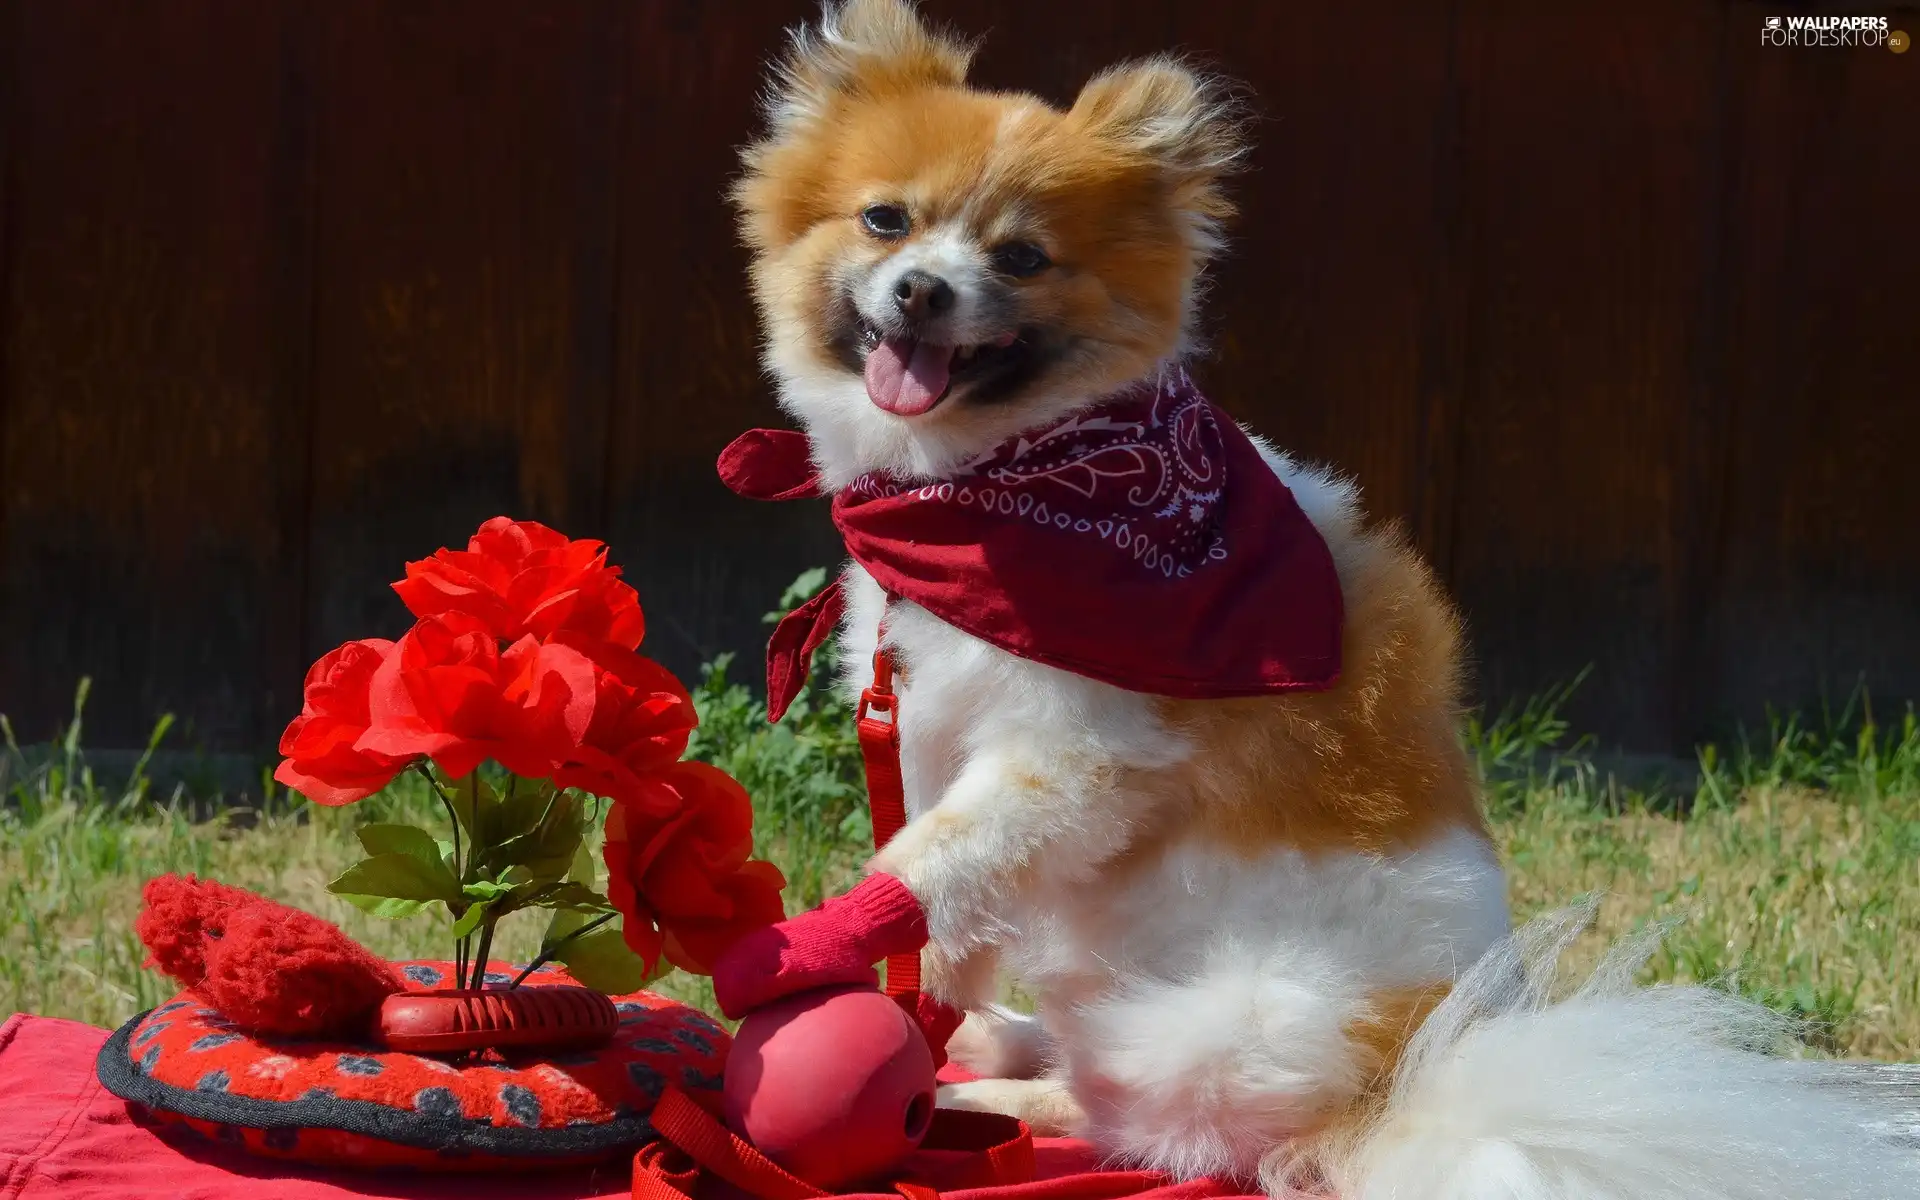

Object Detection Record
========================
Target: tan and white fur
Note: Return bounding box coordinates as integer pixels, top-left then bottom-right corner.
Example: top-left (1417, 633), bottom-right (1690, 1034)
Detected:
top-left (732, 3), bottom-right (1920, 1197)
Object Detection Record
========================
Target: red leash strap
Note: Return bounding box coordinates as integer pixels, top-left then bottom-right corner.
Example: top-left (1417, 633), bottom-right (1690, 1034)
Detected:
top-left (634, 1088), bottom-right (1036, 1200)
top-left (635, 1090), bottom-right (827, 1200)
top-left (919, 1109), bottom-right (1040, 1191)
top-left (856, 646), bottom-right (922, 1006)
top-left (858, 648), bottom-right (908, 848)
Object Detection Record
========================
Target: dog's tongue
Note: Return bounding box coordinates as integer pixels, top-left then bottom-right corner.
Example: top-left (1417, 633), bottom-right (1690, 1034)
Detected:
top-left (865, 336), bottom-right (954, 416)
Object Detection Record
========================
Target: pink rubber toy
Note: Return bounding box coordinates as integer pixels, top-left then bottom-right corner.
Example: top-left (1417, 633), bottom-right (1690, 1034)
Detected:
top-left (722, 986), bottom-right (938, 1189)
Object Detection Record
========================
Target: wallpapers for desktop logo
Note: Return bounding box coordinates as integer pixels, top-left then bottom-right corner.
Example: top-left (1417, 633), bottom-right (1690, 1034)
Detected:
top-left (1760, 13), bottom-right (1907, 51)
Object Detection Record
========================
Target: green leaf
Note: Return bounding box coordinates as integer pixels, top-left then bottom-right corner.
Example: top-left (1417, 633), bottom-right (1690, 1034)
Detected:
top-left (545, 907), bottom-right (587, 940)
top-left (543, 914), bottom-right (659, 994)
top-left (441, 770), bottom-right (555, 848)
top-left (565, 842), bottom-right (601, 889)
top-left (358, 823), bottom-right (445, 868)
top-left (462, 879), bottom-right (515, 903)
top-left (764, 566), bottom-right (829, 625)
top-left (328, 852), bottom-right (462, 905)
top-left (443, 771), bottom-right (484, 840)
top-left (485, 776), bottom-right (555, 846)
top-left (336, 894), bottom-right (431, 920)
top-left (463, 863), bottom-right (541, 899)
top-left (450, 898), bottom-right (494, 940)
top-left (534, 881), bottom-right (614, 914)
top-left (544, 907), bottom-right (593, 943)
top-left (483, 790), bottom-right (586, 887)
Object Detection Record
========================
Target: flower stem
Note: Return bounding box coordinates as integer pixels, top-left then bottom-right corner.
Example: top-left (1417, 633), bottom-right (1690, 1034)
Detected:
top-left (416, 763), bottom-right (463, 882)
top-left (531, 783), bottom-right (559, 834)
top-left (507, 911), bottom-right (618, 988)
top-left (471, 913), bottom-right (499, 991)
top-left (413, 763), bottom-right (473, 987)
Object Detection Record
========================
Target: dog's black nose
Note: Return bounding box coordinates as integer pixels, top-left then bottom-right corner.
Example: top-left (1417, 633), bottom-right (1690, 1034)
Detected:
top-left (892, 270), bottom-right (955, 323)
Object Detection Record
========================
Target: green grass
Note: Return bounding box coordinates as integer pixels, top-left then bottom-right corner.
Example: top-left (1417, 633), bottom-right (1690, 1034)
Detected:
top-left (1491, 689), bottom-right (1920, 1057)
top-left (5, 619), bottom-right (1918, 1059)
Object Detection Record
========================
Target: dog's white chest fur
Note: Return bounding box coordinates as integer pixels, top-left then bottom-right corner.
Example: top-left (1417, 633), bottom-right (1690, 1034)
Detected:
top-left (834, 551), bottom-right (1511, 1177)
top-left (837, 562), bottom-right (1507, 955)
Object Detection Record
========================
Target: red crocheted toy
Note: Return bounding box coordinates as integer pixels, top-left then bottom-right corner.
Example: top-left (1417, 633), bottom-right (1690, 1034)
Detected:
top-left (134, 874), bottom-right (403, 1038)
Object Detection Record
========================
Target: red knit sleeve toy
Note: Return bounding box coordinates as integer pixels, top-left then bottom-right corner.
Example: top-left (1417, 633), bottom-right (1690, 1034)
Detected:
top-left (134, 874), bottom-right (403, 1038)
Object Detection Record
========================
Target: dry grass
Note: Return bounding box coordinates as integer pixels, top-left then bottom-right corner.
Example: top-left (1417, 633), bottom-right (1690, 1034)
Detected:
top-left (1501, 785), bottom-right (1920, 1058)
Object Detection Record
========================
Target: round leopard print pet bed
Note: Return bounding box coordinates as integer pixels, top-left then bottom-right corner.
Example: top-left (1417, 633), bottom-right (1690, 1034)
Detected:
top-left (94, 961), bottom-right (728, 1172)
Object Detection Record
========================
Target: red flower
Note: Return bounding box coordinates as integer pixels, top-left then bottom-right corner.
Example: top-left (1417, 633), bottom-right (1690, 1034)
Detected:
top-left (393, 517), bottom-right (646, 650)
top-left (603, 762), bottom-right (787, 975)
top-left (665, 860), bottom-right (788, 976)
top-left (549, 633), bottom-right (697, 812)
top-left (356, 613), bottom-right (596, 781)
top-left (274, 639), bottom-right (408, 806)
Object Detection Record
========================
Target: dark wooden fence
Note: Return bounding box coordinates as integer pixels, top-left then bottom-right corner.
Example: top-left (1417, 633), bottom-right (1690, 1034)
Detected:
top-left (1, 0), bottom-right (1915, 761)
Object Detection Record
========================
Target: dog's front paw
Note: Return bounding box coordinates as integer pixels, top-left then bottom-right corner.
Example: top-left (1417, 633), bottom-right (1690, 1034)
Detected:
top-left (920, 939), bottom-right (999, 1009)
top-left (937, 1078), bottom-right (1083, 1137)
top-left (947, 1005), bottom-right (1055, 1080)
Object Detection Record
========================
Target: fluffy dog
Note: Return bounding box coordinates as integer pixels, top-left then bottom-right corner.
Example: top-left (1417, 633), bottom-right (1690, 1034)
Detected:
top-left (724, 3), bottom-right (1917, 1196)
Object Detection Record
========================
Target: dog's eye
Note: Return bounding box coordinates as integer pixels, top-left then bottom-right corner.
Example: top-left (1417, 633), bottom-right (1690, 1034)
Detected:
top-left (992, 241), bottom-right (1051, 278)
top-left (860, 204), bottom-right (911, 240)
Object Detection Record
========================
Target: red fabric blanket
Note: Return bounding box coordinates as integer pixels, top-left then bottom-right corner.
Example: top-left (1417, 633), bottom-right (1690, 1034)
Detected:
top-left (0, 1014), bottom-right (1272, 1200)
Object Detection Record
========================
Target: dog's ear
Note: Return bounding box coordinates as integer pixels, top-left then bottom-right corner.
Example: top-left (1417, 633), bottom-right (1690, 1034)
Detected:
top-left (762, 0), bottom-right (975, 132)
top-left (1068, 57), bottom-right (1249, 255)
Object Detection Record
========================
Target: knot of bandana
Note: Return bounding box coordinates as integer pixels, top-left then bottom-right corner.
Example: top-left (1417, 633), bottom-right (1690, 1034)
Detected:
top-left (718, 369), bottom-right (1343, 722)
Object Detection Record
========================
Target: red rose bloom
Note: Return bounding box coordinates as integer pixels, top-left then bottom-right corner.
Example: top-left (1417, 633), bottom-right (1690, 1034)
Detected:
top-left (603, 762), bottom-right (786, 975)
top-left (548, 633), bottom-right (697, 813)
top-left (392, 517), bottom-right (646, 649)
top-left (357, 613), bottom-right (596, 780)
top-left (665, 859), bottom-right (788, 976)
top-left (274, 639), bottom-right (407, 806)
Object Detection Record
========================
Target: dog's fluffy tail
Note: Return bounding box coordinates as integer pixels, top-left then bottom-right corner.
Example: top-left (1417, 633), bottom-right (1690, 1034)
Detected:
top-left (1287, 903), bottom-right (1920, 1200)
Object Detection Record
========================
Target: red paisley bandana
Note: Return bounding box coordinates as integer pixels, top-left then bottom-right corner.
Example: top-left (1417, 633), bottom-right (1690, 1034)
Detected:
top-left (718, 369), bottom-right (1343, 721)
